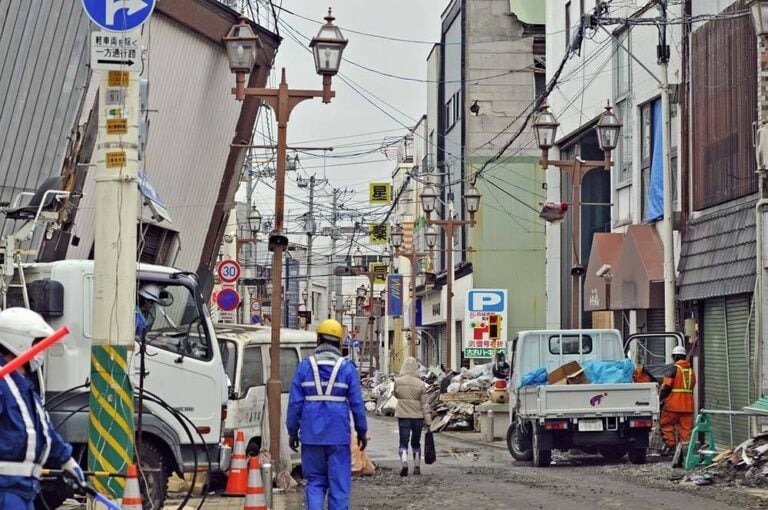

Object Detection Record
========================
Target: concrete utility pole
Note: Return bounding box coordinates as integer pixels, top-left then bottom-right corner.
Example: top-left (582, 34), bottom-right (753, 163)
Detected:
top-left (658, 0), bottom-right (678, 361)
top-left (89, 67), bottom-right (138, 497)
top-left (299, 175), bottom-right (327, 321)
top-left (329, 188), bottom-right (342, 320)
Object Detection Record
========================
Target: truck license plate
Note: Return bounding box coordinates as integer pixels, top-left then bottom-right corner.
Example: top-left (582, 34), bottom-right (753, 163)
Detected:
top-left (578, 419), bottom-right (604, 432)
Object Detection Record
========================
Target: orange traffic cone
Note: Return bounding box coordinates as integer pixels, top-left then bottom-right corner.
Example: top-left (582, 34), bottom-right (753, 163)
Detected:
top-left (223, 431), bottom-right (248, 496)
top-left (121, 465), bottom-right (142, 510)
top-left (244, 456), bottom-right (268, 510)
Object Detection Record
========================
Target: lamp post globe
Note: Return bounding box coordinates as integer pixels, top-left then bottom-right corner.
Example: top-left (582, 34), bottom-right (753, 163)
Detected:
top-left (249, 206), bottom-right (262, 235)
top-left (533, 103), bottom-right (559, 150)
top-left (748, 0), bottom-right (768, 36)
top-left (425, 225), bottom-right (438, 249)
top-left (223, 16), bottom-right (260, 73)
top-left (464, 183), bottom-right (481, 215)
top-left (310, 9), bottom-right (348, 76)
top-left (381, 248), bottom-right (391, 266)
top-left (420, 183), bottom-right (438, 215)
top-left (356, 285), bottom-right (367, 298)
top-left (353, 248), bottom-right (363, 268)
top-left (390, 224), bottom-right (404, 249)
top-left (596, 101), bottom-right (622, 152)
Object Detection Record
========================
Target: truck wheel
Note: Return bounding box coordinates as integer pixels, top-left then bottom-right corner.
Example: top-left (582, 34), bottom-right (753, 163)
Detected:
top-left (599, 446), bottom-right (627, 461)
top-left (506, 421), bottom-right (533, 461)
top-left (628, 447), bottom-right (647, 465)
top-left (532, 426), bottom-right (551, 467)
top-left (139, 440), bottom-right (170, 510)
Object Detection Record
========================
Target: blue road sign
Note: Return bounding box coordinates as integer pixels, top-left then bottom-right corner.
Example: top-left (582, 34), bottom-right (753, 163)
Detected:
top-left (82, 0), bottom-right (156, 32)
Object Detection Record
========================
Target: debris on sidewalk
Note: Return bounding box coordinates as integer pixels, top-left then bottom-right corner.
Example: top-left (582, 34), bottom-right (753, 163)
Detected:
top-left (688, 433), bottom-right (768, 488)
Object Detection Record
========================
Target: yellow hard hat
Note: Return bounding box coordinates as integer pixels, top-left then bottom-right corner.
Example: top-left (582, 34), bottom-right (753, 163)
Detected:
top-left (316, 319), bottom-right (344, 341)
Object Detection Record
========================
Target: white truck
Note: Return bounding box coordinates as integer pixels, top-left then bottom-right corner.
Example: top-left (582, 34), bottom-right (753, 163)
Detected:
top-left (506, 329), bottom-right (666, 467)
top-left (215, 324), bottom-right (316, 461)
top-left (7, 260), bottom-right (229, 508)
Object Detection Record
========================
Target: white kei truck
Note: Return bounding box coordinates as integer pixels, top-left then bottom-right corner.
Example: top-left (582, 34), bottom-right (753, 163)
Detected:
top-left (215, 324), bottom-right (316, 462)
top-left (506, 329), bottom-right (683, 467)
top-left (7, 260), bottom-right (230, 509)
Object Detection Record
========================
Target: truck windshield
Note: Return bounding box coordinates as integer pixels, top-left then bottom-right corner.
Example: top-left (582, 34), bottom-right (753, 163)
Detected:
top-left (141, 282), bottom-right (211, 360)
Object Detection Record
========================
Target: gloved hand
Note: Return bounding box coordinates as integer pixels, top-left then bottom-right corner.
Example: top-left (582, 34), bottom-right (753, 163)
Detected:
top-left (289, 435), bottom-right (300, 452)
top-left (357, 435), bottom-right (367, 451)
top-left (62, 457), bottom-right (86, 491)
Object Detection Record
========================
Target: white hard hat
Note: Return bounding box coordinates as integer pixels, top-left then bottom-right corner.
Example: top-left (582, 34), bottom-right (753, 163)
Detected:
top-left (138, 283), bottom-right (162, 303)
top-left (0, 308), bottom-right (54, 372)
top-left (672, 345), bottom-right (687, 357)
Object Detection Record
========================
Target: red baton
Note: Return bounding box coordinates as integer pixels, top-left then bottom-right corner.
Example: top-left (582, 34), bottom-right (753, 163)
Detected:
top-left (0, 326), bottom-right (70, 378)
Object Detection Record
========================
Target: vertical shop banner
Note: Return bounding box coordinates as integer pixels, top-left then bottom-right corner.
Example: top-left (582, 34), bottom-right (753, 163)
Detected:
top-left (387, 274), bottom-right (403, 316)
top-left (463, 289), bottom-right (507, 359)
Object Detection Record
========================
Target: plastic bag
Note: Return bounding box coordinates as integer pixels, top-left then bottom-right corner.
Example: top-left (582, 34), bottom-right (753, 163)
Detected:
top-left (424, 431), bottom-right (436, 465)
top-left (351, 431), bottom-right (375, 476)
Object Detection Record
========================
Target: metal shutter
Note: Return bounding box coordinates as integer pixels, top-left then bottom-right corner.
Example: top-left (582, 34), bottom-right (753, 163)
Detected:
top-left (702, 295), bottom-right (753, 448)
top-left (646, 309), bottom-right (666, 333)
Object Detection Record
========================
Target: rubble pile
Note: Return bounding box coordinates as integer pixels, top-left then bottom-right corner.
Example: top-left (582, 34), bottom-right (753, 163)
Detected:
top-left (701, 434), bottom-right (768, 488)
top-left (363, 362), bottom-right (495, 430)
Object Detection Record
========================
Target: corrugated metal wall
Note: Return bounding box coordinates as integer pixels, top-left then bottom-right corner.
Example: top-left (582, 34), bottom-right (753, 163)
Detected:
top-left (0, 1), bottom-right (90, 236)
top-left (69, 13), bottom-right (243, 272)
top-left (691, 1), bottom-right (757, 210)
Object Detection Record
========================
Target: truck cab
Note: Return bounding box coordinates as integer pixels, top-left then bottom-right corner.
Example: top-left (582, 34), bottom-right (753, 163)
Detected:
top-left (216, 325), bottom-right (316, 462)
top-left (10, 260), bottom-right (228, 508)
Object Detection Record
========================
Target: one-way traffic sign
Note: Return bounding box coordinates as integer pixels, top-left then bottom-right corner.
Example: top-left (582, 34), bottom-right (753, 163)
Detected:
top-left (91, 30), bottom-right (142, 72)
top-left (82, 0), bottom-right (156, 32)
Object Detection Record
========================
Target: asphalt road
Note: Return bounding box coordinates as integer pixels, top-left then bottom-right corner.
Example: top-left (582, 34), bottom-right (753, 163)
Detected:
top-left (60, 413), bottom-right (768, 509)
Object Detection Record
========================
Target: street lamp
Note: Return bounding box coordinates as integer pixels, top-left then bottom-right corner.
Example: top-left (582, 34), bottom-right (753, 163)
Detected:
top-left (748, 0), bottom-right (768, 36)
top-left (248, 206), bottom-right (262, 236)
top-left (534, 101), bottom-right (621, 330)
top-left (420, 182), bottom-right (438, 216)
top-left (353, 247), bottom-right (363, 269)
top-left (302, 288), bottom-right (309, 305)
top-left (224, 9), bottom-right (348, 466)
top-left (390, 224), bottom-right (404, 249)
top-left (420, 184), bottom-right (482, 370)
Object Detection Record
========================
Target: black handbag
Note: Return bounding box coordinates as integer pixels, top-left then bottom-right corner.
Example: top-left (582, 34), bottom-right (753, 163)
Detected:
top-left (424, 431), bottom-right (436, 465)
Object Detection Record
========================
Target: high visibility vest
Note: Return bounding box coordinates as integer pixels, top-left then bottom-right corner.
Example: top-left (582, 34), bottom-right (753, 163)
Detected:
top-left (303, 355), bottom-right (349, 403)
top-left (671, 366), bottom-right (693, 393)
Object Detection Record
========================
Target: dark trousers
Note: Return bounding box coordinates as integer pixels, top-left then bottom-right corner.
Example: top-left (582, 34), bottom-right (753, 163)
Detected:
top-left (398, 418), bottom-right (424, 452)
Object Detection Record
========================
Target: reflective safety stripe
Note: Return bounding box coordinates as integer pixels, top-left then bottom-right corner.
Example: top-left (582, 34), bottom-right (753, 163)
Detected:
top-left (305, 395), bottom-right (347, 402)
top-left (3, 374), bottom-right (37, 466)
top-left (306, 355), bottom-right (347, 403)
top-left (301, 381), bottom-right (349, 389)
top-left (671, 366), bottom-right (693, 393)
top-left (0, 461), bottom-right (43, 478)
top-left (33, 399), bottom-right (51, 467)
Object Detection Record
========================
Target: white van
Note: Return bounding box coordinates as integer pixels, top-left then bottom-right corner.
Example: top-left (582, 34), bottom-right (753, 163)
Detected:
top-left (215, 324), bottom-right (317, 456)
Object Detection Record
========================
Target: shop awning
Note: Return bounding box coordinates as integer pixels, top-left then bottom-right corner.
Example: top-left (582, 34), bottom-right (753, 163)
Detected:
top-left (611, 224), bottom-right (664, 310)
top-left (584, 233), bottom-right (624, 311)
top-left (677, 202), bottom-right (755, 301)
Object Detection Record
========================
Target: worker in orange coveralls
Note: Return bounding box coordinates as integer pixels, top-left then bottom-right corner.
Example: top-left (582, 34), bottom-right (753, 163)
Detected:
top-left (659, 345), bottom-right (696, 454)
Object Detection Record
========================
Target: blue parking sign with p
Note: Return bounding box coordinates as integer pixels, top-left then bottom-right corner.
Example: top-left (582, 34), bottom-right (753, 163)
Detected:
top-left (82, 0), bottom-right (156, 32)
top-left (468, 290), bottom-right (505, 312)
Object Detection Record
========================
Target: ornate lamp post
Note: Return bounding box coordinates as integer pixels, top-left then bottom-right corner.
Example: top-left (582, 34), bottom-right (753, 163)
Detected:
top-left (420, 182), bottom-right (481, 370)
top-left (533, 101), bottom-right (621, 329)
top-left (224, 9), bottom-right (348, 465)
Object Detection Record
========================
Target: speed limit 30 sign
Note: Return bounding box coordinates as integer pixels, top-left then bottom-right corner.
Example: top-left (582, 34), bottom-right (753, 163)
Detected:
top-left (217, 259), bottom-right (241, 283)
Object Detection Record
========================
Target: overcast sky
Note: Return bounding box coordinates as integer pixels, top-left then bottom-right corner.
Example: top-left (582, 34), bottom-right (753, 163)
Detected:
top-left (247, 1), bottom-right (448, 232)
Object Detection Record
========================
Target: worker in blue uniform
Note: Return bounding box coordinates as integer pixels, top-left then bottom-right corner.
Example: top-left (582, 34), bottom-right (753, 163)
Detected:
top-left (0, 308), bottom-right (86, 509)
top-left (287, 319), bottom-right (368, 510)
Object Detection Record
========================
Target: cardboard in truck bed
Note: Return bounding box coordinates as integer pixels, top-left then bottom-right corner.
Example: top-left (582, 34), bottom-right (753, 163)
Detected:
top-left (548, 361), bottom-right (590, 385)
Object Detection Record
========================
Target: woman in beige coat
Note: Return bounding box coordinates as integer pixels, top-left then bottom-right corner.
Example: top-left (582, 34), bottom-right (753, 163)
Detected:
top-left (393, 356), bottom-right (431, 476)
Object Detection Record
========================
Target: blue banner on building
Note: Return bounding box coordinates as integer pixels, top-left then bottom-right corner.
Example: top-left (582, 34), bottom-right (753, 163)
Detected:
top-left (646, 98), bottom-right (664, 222)
top-left (387, 274), bottom-right (403, 316)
